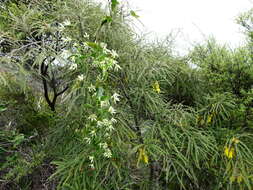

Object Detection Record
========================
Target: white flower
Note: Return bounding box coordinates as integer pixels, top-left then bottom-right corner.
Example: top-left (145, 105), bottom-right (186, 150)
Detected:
top-left (89, 163), bottom-right (95, 168)
top-left (111, 93), bottom-right (120, 103)
top-left (83, 32), bottom-right (89, 38)
top-left (69, 63), bottom-right (77, 70)
top-left (58, 23), bottom-right (65, 31)
top-left (37, 97), bottom-right (43, 110)
top-left (111, 49), bottom-right (118, 58)
top-left (106, 125), bottom-right (114, 131)
top-left (111, 118), bottom-right (117, 123)
top-left (102, 119), bottom-right (111, 126)
top-left (37, 103), bottom-right (41, 110)
top-left (100, 100), bottom-right (109, 108)
top-left (84, 137), bottom-right (91, 144)
top-left (70, 56), bottom-right (76, 62)
top-left (100, 43), bottom-right (111, 54)
top-left (112, 59), bottom-right (118, 64)
top-left (88, 84), bottom-right (96, 92)
top-left (63, 19), bottom-right (71, 26)
top-left (99, 142), bottom-right (108, 149)
top-left (73, 42), bottom-right (79, 47)
top-left (100, 42), bottom-right (107, 49)
top-left (114, 64), bottom-right (121, 71)
top-left (103, 149), bottom-right (112, 158)
top-left (97, 121), bottom-right (103, 127)
top-left (77, 74), bottom-right (84, 81)
top-left (90, 130), bottom-right (96, 137)
top-left (88, 114), bottom-right (97, 121)
top-left (75, 128), bottom-right (80, 133)
top-left (108, 106), bottom-right (116, 114)
top-left (89, 156), bottom-right (94, 163)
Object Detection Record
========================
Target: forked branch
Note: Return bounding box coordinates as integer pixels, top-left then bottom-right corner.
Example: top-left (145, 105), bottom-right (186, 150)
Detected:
top-left (40, 58), bottom-right (68, 111)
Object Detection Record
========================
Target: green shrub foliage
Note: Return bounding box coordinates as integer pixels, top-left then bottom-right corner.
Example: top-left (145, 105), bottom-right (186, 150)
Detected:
top-left (1, 0), bottom-right (253, 189)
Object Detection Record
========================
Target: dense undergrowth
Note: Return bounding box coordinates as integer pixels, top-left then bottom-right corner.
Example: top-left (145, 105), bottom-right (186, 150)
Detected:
top-left (1, 0), bottom-right (253, 189)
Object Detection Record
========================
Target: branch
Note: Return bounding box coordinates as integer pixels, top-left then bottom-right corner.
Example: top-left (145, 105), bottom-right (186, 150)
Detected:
top-left (41, 59), bottom-right (53, 110)
top-left (40, 58), bottom-right (69, 112)
top-left (57, 86), bottom-right (69, 96)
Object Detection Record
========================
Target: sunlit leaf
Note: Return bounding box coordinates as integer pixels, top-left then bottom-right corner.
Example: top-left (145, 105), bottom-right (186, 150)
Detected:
top-left (101, 16), bottom-right (112, 26)
top-left (111, 0), bottom-right (119, 12)
top-left (130, 10), bottom-right (140, 18)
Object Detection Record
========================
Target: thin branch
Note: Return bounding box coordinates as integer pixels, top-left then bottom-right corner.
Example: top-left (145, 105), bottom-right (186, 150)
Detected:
top-left (57, 86), bottom-right (69, 96)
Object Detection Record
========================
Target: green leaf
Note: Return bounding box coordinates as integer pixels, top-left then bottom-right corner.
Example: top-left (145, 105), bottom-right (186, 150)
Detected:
top-left (86, 42), bottom-right (101, 50)
top-left (11, 134), bottom-right (25, 148)
top-left (101, 16), bottom-right (112, 27)
top-left (130, 10), bottom-right (140, 18)
top-left (111, 0), bottom-right (119, 12)
top-left (0, 105), bottom-right (7, 112)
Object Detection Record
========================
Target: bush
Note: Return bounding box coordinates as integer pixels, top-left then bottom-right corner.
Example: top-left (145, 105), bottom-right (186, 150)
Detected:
top-left (1, 0), bottom-right (253, 189)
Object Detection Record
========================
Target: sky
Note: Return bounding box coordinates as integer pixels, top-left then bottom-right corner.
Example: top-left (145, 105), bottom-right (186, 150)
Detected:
top-left (97, 0), bottom-right (253, 54)
top-left (127, 0), bottom-right (253, 54)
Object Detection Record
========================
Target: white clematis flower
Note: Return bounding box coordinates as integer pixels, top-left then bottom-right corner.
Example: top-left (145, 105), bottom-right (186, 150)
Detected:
top-left (111, 118), bottom-right (117, 123)
top-left (111, 49), bottom-right (119, 58)
top-left (108, 106), bottom-right (116, 114)
top-left (69, 63), bottom-right (77, 70)
top-left (111, 93), bottom-right (120, 103)
top-left (88, 84), bottom-right (96, 92)
top-left (84, 137), bottom-right (91, 144)
top-left (88, 114), bottom-right (97, 121)
top-left (63, 19), bottom-right (71, 26)
top-left (103, 149), bottom-right (112, 158)
top-left (77, 74), bottom-right (84, 81)
top-left (100, 100), bottom-right (109, 108)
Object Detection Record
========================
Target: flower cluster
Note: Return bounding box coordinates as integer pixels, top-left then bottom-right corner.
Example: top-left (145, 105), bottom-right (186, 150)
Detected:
top-left (111, 92), bottom-right (120, 104)
top-left (84, 90), bottom-right (120, 167)
top-left (230, 174), bottom-right (243, 184)
top-left (58, 19), bottom-right (71, 31)
top-left (69, 63), bottom-right (77, 71)
top-left (99, 142), bottom-right (112, 158)
top-left (88, 114), bottom-right (97, 122)
top-left (100, 42), bottom-right (119, 58)
top-left (77, 74), bottom-right (84, 81)
top-left (69, 41), bottom-right (121, 169)
top-left (88, 84), bottom-right (96, 92)
top-left (91, 42), bottom-right (121, 74)
top-left (224, 137), bottom-right (240, 159)
top-left (137, 148), bottom-right (149, 165)
top-left (88, 156), bottom-right (94, 169)
top-left (224, 146), bottom-right (235, 159)
top-left (152, 81), bottom-right (161, 93)
top-left (93, 57), bottom-right (121, 73)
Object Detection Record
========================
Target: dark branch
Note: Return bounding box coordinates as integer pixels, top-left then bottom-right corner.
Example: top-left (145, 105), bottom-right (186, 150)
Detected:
top-left (40, 58), bottom-right (68, 112)
top-left (57, 86), bottom-right (69, 96)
